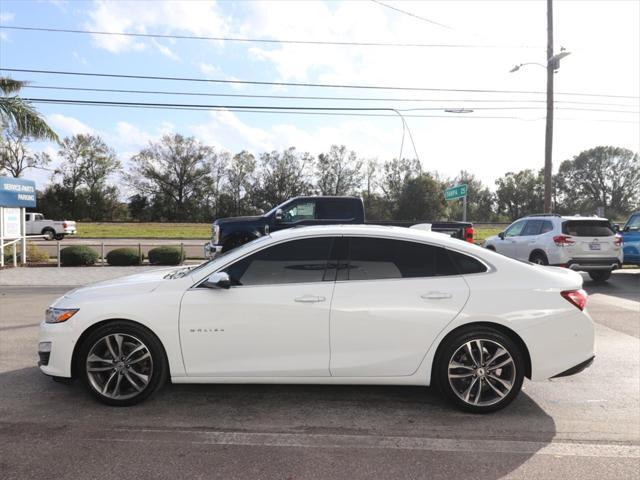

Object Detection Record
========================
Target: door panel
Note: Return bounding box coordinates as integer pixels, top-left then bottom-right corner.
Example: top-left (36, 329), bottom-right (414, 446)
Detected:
top-left (329, 276), bottom-right (469, 376)
top-left (180, 283), bottom-right (334, 376)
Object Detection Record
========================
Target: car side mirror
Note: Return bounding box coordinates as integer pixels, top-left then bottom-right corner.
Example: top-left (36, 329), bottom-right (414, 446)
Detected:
top-left (274, 208), bottom-right (284, 222)
top-left (498, 231), bottom-right (505, 240)
top-left (203, 272), bottom-right (231, 289)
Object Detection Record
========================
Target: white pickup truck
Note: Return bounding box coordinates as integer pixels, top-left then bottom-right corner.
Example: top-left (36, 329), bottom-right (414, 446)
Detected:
top-left (25, 212), bottom-right (77, 240)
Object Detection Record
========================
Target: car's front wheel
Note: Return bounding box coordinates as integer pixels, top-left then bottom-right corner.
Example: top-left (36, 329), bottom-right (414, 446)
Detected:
top-left (435, 327), bottom-right (525, 413)
top-left (78, 321), bottom-right (168, 406)
top-left (588, 270), bottom-right (611, 283)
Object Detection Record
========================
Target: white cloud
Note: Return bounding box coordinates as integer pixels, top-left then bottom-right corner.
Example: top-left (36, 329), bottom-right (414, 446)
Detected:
top-left (85, 0), bottom-right (229, 54)
top-left (150, 38), bottom-right (179, 60)
top-left (47, 114), bottom-right (94, 136)
top-left (0, 12), bottom-right (15, 22)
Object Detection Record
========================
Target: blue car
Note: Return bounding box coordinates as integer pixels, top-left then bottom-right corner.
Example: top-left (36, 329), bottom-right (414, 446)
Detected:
top-left (621, 212), bottom-right (640, 265)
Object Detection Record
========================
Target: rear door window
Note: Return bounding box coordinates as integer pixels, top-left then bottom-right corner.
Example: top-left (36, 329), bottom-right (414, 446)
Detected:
top-left (541, 221), bottom-right (554, 234)
top-left (562, 220), bottom-right (614, 237)
top-left (282, 201), bottom-right (316, 223)
top-left (319, 199), bottom-right (359, 220)
top-left (447, 250), bottom-right (488, 274)
top-left (345, 237), bottom-right (458, 281)
top-left (522, 220), bottom-right (543, 236)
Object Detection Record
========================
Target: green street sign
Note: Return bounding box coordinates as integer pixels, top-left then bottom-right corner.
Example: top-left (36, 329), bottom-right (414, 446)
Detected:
top-left (444, 184), bottom-right (468, 201)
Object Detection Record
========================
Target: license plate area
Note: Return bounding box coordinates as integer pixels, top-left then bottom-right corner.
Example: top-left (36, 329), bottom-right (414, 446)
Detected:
top-left (589, 243), bottom-right (601, 251)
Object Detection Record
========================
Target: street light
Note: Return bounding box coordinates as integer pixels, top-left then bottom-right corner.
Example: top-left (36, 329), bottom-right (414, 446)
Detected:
top-left (510, 1), bottom-right (571, 214)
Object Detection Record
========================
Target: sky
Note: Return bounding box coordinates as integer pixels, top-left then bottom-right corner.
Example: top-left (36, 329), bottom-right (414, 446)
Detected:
top-left (0, 0), bottom-right (639, 192)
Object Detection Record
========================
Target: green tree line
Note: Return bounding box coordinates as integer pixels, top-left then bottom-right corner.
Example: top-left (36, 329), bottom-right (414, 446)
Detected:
top-left (2, 132), bottom-right (638, 223)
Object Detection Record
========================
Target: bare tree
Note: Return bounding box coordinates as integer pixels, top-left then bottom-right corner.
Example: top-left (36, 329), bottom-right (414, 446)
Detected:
top-left (0, 123), bottom-right (51, 177)
top-left (315, 145), bottom-right (363, 196)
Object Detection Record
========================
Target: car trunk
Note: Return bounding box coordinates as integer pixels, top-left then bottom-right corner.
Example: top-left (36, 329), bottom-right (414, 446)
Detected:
top-left (561, 220), bottom-right (616, 258)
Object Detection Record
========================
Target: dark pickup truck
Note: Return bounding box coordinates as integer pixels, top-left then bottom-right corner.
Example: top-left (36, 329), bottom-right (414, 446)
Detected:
top-left (205, 196), bottom-right (474, 256)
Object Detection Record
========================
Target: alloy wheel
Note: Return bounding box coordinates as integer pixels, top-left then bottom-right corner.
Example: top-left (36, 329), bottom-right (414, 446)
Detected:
top-left (86, 333), bottom-right (153, 400)
top-left (447, 339), bottom-right (516, 407)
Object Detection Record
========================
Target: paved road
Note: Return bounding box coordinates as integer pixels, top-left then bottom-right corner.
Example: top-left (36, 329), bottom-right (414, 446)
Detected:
top-left (0, 271), bottom-right (638, 479)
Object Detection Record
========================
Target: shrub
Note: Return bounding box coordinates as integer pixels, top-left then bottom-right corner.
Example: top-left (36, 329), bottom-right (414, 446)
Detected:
top-left (60, 245), bottom-right (99, 266)
top-left (148, 246), bottom-right (184, 265)
top-left (3, 242), bottom-right (50, 264)
top-left (106, 247), bottom-right (143, 266)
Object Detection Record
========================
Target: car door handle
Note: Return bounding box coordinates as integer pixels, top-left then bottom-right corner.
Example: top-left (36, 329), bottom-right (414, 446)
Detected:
top-left (294, 295), bottom-right (326, 303)
top-left (421, 292), bottom-right (452, 300)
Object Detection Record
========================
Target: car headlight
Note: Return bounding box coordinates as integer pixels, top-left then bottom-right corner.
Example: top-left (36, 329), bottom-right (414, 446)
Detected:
top-left (212, 224), bottom-right (220, 244)
top-left (45, 307), bottom-right (79, 324)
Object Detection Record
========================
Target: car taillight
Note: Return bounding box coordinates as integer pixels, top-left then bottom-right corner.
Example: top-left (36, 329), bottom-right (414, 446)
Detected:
top-left (614, 234), bottom-right (623, 247)
top-left (553, 235), bottom-right (575, 246)
top-left (561, 289), bottom-right (587, 311)
top-left (465, 226), bottom-right (474, 243)
top-left (63, 222), bottom-right (67, 228)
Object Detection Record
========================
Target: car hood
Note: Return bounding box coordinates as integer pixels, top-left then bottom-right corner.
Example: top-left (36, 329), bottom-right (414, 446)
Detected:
top-left (62, 266), bottom-right (182, 301)
top-left (213, 216), bottom-right (266, 226)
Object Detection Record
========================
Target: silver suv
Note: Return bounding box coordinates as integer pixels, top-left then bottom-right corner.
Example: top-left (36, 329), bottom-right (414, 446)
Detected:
top-left (483, 214), bottom-right (623, 282)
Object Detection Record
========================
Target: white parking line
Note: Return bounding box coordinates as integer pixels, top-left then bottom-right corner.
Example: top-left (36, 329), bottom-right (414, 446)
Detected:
top-left (96, 428), bottom-right (640, 459)
top-left (590, 293), bottom-right (640, 312)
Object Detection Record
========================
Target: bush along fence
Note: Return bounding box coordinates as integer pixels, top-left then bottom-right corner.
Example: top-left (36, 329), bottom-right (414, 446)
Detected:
top-left (44, 242), bottom-right (189, 267)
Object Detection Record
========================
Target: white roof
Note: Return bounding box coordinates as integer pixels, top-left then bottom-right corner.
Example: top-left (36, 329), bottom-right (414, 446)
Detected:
top-left (266, 224), bottom-right (477, 252)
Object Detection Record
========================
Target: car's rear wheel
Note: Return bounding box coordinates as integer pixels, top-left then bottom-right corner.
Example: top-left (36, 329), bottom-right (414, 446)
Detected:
top-left (54, 233), bottom-right (65, 240)
top-left (41, 228), bottom-right (55, 241)
top-left (589, 270), bottom-right (611, 283)
top-left (435, 327), bottom-right (525, 413)
top-left (78, 321), bottom-right (167, 406)
top-left (529, 251), bottom-right (548, 265)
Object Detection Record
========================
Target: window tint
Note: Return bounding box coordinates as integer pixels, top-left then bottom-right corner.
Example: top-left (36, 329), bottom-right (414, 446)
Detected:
top-left (562, 220), bottom-right (614, 237)
top-left (447, 250), bottom-right (488, 274)
top-left (320, 199), bottom-right (359, 220)
top-left (505, 221), bottom-right (525, 237)
top-left (541, 221), bottom-right (554, 234)
top-left (346, 237), bottom-right (457, 280)
top-left (282, 201), bottom-right (316, 223)
top-left (522, 220), bottom-right (543, 236)
top-left (223, 237), bottom-right (332, 286)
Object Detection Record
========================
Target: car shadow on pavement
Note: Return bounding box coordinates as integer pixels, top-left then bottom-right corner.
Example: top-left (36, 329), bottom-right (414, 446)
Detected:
top-left (1, 366), bottom-right (557, 480)
top-left (583, 269), bottom-right (640, 303)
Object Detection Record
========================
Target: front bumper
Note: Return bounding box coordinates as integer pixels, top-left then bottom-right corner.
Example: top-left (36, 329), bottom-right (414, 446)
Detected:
top-left (204, 242), bottom-right (223, 259)
top-left (37, 320), bottom-right (75, 378)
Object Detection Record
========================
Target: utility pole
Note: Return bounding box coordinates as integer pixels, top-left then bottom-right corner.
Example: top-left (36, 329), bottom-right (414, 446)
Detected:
top-left (544, 0), bottom-right (554, 213)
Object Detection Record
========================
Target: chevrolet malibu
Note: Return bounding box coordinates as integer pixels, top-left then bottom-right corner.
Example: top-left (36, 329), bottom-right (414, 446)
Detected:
top-left (38, 225), bottom-right (595, 413)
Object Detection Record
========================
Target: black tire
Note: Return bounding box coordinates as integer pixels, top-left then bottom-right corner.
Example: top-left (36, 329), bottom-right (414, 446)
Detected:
top-left (42, 228), bottom-right (55, 241)
top-left (434, 326), bottom-right (525, 413)
top-left (529, 251), bottom-right (548, 265)
top-left (77, 321), bottom-right (168, 406)
top-left (54, 234), bottom-right (65, 241)
top-left (589, 270), bottom-right (611, 283)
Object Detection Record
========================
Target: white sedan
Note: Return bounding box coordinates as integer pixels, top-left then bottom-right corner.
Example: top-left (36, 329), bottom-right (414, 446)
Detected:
top-left (38, 225), bottom-right (595, 413)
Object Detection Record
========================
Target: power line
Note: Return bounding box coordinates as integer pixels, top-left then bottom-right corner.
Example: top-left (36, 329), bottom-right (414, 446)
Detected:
top-left (24, 97), bottom-right (639, 115)
top-left (370, 0), bottom-right (454, 30)
top-left (3, 68), bottom-right (638, 99)
top-left (26, 99), bottom-right (640, 123)
top-left (22, 85), bottom-right (640, 108)
top-left (0, 25), bottom-right (534, 49)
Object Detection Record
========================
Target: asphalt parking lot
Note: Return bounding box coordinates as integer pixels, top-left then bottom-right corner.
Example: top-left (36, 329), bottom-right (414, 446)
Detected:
top-left (0, 270), bottom-right (638, 479)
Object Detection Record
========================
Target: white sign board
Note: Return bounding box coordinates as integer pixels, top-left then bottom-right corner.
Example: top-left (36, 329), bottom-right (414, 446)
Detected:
top-left (2, 207), bottom-right (21, 239)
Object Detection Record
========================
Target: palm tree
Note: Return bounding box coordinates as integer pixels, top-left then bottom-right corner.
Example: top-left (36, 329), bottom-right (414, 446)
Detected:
top-left (0, 77), bottom-right (58, 142)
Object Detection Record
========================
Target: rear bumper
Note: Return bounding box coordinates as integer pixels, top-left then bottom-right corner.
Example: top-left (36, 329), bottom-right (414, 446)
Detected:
top-left (551, 356), bottom-right (595, 378)
top-left (555, 257), bottom-right (622, 272)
